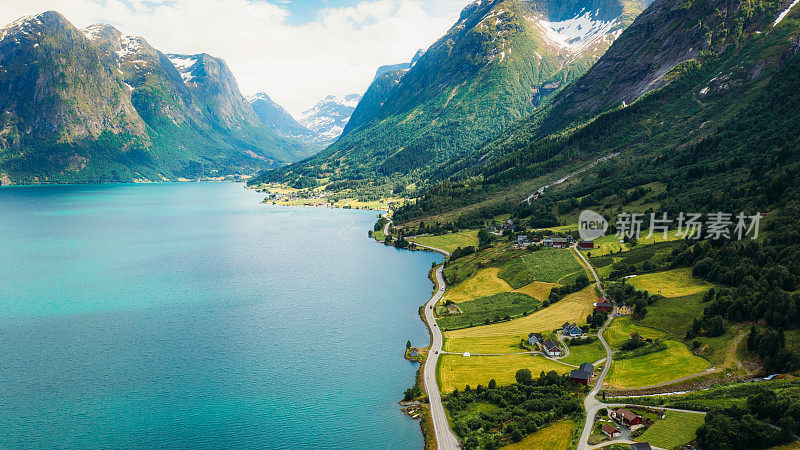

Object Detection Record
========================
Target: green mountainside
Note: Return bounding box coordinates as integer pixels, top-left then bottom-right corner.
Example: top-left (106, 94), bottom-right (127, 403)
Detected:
top-left (254, 0), bottom-right (649, 188)
top-left (0, 11), bottom-right (309, 184)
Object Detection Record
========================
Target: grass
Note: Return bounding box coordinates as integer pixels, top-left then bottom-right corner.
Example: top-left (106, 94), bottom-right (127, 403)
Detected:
top-left (444, 267), bottom-right (556, 304)
top-left (437, 292), bottom-right (542, 331)
top-left (499, 248), bottom-right (585, 288)
top-left (636, 411), bottom-right (706, 449)
top-left (605, 317), bottom-right (666, 349)
top-left (437, 353), bottom-right (569, 392)
top-left (371, 230), bottom-right (385, 242)
top-left (444, 267), bottom-right (513, 303)
top-left (443, 335), bottom-right (529, 354)
top-left (616, 379), bottom-right (800, 411)
top-left (561, 339), bottom-right (608, 366)
top-left (410, 230), bottom-right (480, 254)
top-left (628, 267), bottom-right (713, 297)
top-left (444, 286), bottom-right (599, 339)
top-left (605, 341), bottom-right (711, 389)
top-left (503, 420), bottom-right (575, 450)
top-left (639, 291), bottom-right (706, 336)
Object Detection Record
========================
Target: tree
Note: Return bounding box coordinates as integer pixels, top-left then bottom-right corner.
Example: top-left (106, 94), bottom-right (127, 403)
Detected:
top-left (488, 379), bottom-right (497, 389)
top-left (515, 368), bottom-right (532, 385)
top-left (406, 340), bottom-right (411, 350)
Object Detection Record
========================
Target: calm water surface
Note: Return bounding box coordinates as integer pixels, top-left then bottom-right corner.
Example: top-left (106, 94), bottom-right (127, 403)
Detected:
top-left (0, 182), bottom-right (442, 449)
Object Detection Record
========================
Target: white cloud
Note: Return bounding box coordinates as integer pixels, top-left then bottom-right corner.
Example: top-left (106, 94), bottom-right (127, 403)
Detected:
top-left (0, 0), bottom-right (470, 115)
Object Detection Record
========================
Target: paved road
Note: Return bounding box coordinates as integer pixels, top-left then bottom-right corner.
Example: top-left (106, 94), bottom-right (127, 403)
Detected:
top-left (423, 258), bottom-right (461, 450)
top-left (574, 246), bottom-right (615, 450)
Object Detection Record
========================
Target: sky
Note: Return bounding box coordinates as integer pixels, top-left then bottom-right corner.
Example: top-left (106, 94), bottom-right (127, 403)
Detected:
top-left (0, 0), bottom-right (471, 115)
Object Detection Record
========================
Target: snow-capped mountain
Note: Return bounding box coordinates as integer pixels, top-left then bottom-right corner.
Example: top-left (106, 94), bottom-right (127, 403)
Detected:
top-left (248, 92), bottom-right (319, 145)
top-left (298, 94), bottom-right (362, 143)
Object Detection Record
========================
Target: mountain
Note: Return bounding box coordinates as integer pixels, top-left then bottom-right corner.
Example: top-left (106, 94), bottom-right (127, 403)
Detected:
top-left (297, 94), bottom-right (362, 143)
top-left (248, 92), bottom-right (321, 151)
top-left (343, 50), bottom-right (426, 137)
top-left (0, 11), bottom-right (308, 185)
top-left (254, 0), bottom-right (649, 188)
top-left (393, 0), bottom-right (800, 229)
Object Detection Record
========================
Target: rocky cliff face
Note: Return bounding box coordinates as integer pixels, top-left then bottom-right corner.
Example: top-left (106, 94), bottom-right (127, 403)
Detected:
top-left (0, 11), bottom-right (309, 184)
top-left (0, 12), bottom-right (146, 148)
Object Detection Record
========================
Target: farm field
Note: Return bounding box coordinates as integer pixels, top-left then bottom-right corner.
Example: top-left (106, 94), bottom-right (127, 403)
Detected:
top-left (437, 292), bottom-right (541, 331)
top-left (636, 411), bottom-right (706, 449)
top-left (443, 335), bottom-right (528, 355)
top-left (605, 317), bottom-right (666, 349)
top-left (499, 248), bottom-right (584, 288)
top-left (410, 230), bottom-right (479, 254)
top-left (437, 353), bottom-right (569, 392)
top-left (444, 268), bottom-right (512, 303)
top-left (561, 339), bottom-right (608, 366)
top-left (444, 286), bottom-right (598, 339)
top-left (605, 341), bottom-right (710, 389)
top-left (640, 291), bottom-right (706, 336)
top-left (444, 267), bottom-right (556, 304)
top-left (503, 420), bottom-right (575, 450)
top-left (628, 267), bottom-right (713, 297)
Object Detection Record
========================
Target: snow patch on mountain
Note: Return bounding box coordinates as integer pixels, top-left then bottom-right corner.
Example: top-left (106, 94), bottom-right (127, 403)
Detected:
top-left (116, 35), bottom-right (142, 59)
top-left (529, 9), bottom-right (619, 54)
top-left (298, 94), bottom-right (362, 142)
top-left (168, 55), bottom-right (199, 83)
top-left (1, 15), bottom-right (44, 41)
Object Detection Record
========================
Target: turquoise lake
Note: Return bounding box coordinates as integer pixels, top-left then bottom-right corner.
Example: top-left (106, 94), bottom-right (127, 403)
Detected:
top-left (0, 182), bottom-right (442, 449)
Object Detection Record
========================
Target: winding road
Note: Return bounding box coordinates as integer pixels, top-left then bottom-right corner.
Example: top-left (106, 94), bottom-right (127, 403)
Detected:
top-left (381, 214), bottom-right (460, 449)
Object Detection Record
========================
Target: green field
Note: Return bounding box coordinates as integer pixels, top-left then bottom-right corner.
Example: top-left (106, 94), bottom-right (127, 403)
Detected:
top-left (636, 411), bottom-right (706, 449)
top-left (605, 317), bottom-right (666, 349)
top-left (561, 339), bottom-right (608, 366)
top-left (499, 248), bottom-right (584, 288)
top-left (606, 340), bottom-right (710, 389)
top-left (640, 291), bottom-right (706, 336)
top-left (503, 420), bottom-right (575, 450)
top-left (444, 267), bottom-right (513, 303)
top-left (410, 230), bottom-right (479, 254)
top-left (437, 292), bottom-right (542, 331)
top-left (615, 379), bottom-right (800, 411)
top-left (438, 353), bottom-right (568, 392)
top-left (628, 267), bottom-right (713, 297)
top-left (444, 286), bottom-right (598, 339)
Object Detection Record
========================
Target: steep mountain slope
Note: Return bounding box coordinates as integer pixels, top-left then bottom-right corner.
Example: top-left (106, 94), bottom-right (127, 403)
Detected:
top-left (256, 0), bottom-right (648, 188)
top-left (297, 94), bottom-right (362, 143)
top-left (0, 11), bottom-right (307, 184)
top-left (249, 92), bottom-right (321, 153)
top-left (394, 0), bottom-right (800, 228)
top-left (343, 51), bottom-right (426, 137)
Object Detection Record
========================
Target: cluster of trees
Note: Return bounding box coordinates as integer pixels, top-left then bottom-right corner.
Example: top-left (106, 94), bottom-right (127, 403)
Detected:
top-left (586, 310), bottom-right (608, 329)
top-left (445, 371), bottom-right (582, 449)
top-left (451, 246), bottom-right (477, 261)
top-left (696, 387), bottom-right (799, 449)
top-left (605, 282), bottom-right (662, 319)
top-left (748, 327), bottom-right (799, 374)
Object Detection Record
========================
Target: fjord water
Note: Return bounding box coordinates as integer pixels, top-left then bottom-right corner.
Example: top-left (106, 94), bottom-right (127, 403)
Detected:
top-left (0, 183), bottom-right (441, 449)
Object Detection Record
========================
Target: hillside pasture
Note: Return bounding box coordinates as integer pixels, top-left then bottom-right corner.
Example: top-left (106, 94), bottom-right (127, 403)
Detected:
top-left (410, 230), bottom-right (480, 254)
top-left (437, 353), bottom-right (569, 393)
top-left (628, 267), bottom-right (712, 297)
top-left (605, 341), bottom-right (710, 389)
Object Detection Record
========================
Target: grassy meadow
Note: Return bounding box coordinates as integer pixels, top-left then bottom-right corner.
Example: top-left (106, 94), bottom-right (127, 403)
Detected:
top-left (605, 340), bottom-right (710, 389)
top-left (628, 267), bottom-right (713, 297)
top-left (437, 353), bottom-right (569, 392)
top-left (410, 230), bottom-right (480, 254)
top-left (499, 248), bottom-right (584, 288)
top-left (437, 292), bottom-right (542, 331)
top-left (635, 411), bottom-right (706, 449)
top-left (503, 420), bottom-right (576, 450)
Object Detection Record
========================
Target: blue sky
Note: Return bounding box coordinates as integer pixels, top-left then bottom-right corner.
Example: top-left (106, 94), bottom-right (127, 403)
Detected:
top-left (1, 0), bottom-right (470, 113)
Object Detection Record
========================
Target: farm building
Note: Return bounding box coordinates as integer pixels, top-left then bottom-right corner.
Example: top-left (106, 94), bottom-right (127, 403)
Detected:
top-left (579, 240), bottom-right (595, 250)
top-left (602, 424), bottom-right (621, 438)
top-left (570, 363), bottom-right (595, 385)
top-left (542, 339), bottom-right (563, 357)
top-left (594, 299), bottom-right (614, 313)
top-left (562, 322), bottom-right (584, 337)
top-left (611, 408), bottom-right (644, 429)
top-left (630, 444), bottom-right (652, 450)
top-left (528, 332), bottom-right (543, 346)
